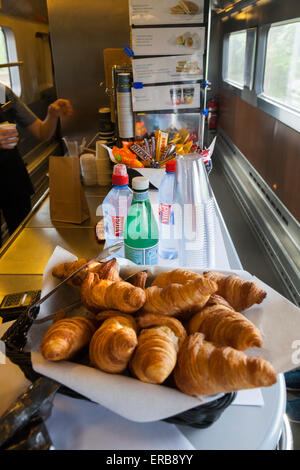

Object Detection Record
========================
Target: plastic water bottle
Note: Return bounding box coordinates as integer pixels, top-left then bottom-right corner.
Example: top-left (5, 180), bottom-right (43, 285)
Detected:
top-left (158, 160), bottom-right (178, 260)
top-left (124, 177), bottom-right (159, 265)
top-left (102, 164), bottom-right (133, 257)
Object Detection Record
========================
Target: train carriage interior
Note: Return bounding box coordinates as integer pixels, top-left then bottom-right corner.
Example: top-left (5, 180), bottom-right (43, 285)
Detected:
top-left (0, 0), bottom-right (299, 451)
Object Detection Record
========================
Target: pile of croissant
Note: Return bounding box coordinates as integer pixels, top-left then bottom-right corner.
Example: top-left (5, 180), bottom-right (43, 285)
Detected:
top-left (40, 258), bottom-right (277, 397)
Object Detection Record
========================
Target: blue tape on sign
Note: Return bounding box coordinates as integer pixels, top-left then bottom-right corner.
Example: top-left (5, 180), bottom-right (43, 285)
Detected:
top-left (133, 82), bottom-right (143, 89)
top-left (205, 80), bottom-right (211, 88)
top-left (203, 109), bottom-right (209, 116)
top-left (123, 45), bottom-right (134, 57)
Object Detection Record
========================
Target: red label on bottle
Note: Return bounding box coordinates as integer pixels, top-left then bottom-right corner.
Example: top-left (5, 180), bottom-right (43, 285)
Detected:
top-left (159, 203), bottom-right (172, 225)
top-left (111, 216), bottom-right (125, 237)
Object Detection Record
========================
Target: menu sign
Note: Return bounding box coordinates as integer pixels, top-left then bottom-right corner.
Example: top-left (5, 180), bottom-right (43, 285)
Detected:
top-left (132, 54), bottom-right (203, 84)
top-left (132, 83), bottom-right (201, 111)
top-left (129, 0), bottom-right (204, 25)
top-left (132, 26), bottom-right (205, 56)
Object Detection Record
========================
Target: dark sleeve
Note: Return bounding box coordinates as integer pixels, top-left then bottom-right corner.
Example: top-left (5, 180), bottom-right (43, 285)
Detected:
top-left (6, 87), bottom-right (38, 129)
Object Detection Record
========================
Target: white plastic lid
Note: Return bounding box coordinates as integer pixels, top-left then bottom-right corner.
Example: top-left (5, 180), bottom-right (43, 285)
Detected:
top-left (132, 176), bottom-right (149, 191)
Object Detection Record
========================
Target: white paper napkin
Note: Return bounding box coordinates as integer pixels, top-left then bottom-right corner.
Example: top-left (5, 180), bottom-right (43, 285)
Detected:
top-left (46, 394), bottom-right (195, 450)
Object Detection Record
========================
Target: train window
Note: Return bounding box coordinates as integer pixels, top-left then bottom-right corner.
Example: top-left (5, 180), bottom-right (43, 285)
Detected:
top-left (0, 26), bottom-right (21, 96)
top-left (0, 28), bottom-right (10, 88)
top-left (263, 20), bottom-right (300, 112)
top-left (223, 30), bottom-right (247, 87)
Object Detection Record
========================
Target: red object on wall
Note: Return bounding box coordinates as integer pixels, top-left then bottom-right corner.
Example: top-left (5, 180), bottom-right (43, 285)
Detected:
top-left (208, 98), bottom-right (218, 130)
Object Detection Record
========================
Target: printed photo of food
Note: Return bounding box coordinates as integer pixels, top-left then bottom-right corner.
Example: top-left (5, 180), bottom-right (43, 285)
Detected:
top-left (170, 0), bottom-right (199, 15)
top-left (176, 59), bottom-right (201, 74)
top-left (175, 31), bottom-right (201, 49)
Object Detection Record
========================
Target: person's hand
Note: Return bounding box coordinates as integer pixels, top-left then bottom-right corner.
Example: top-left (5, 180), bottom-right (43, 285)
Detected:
top-left (0, 128), bottom-right (19, 149)
top-left (48, 99), bottom-right (73, 119)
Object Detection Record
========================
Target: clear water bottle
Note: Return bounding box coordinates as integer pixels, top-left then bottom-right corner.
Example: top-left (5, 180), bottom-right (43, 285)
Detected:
top-left (102, 164), bottom-right (133, 257)
top-left (158, 160), bottom-right (178, 260)
top-left (124, 177), bottom-right (159, 265)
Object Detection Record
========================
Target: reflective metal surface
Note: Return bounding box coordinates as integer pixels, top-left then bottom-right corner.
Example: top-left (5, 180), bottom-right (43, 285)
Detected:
top-left (0, 227), bottom-right (103, 275)
top-left (276, 414), bottom-right (294, 450)
top-left (47, 0), bottom-right (130, 141)
top-left (26, 192), bottom-right (107, 229)
top-left (215, 129), bottom-right (300, 306)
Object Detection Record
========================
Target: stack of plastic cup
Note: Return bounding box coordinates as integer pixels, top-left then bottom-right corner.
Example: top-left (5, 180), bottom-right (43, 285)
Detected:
top-left (174, 154), bottom-right (216, 268)
top-left (0, 122), bottom-right (17, 148)
top-left (96, 140), bottom-right (113, 186)
top-left (80, 153), bottom-right (97, 186)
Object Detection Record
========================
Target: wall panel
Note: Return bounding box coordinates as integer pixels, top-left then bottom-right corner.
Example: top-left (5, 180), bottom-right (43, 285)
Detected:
top-left (218, 90), bottom-right (300, 221)
top-left (47, 0), bottom-right (130, 141)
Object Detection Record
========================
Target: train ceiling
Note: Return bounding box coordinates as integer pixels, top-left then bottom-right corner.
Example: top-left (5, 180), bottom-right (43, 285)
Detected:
top-left (212, 0), bottom-right (260, 16)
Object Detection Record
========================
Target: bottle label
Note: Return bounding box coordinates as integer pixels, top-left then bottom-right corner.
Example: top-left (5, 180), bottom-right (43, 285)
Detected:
top-left (111, 216), bottom-right (125, 238)
top-left (159, 203), bottom-right (173, 225)
top-left (133, 191), bottom-right (148, 201)
top-left (159, 203), bottom-right (175, 225)
top-left (125, 243), bottom-right (159, 265)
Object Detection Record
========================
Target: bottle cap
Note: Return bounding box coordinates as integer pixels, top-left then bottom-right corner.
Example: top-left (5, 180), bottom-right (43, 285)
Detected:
top-left (132, 176), bottom-right (149, 191)
top-left (166, 160), bottom-right (176, 173)
top-left (112, 163), bottom-right (128, 186)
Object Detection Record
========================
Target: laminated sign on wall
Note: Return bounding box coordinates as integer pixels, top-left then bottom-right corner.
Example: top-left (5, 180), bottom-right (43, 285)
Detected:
top-left (132, 83), bottom-right (201, 112)
top-left (131, 26), bottom-right (205, 56)
top-left (129, 0), bottom-right (205, 25)
top-left (132, 54), bottom-right (203, 84)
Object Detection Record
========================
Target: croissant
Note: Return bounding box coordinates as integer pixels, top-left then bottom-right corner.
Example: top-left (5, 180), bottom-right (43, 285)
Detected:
top-left (203, 271), bottom-right (267, 312)
top-left (174, 333), bottom-right (277, 396)
top-left (188, 301), bottom-right (263, 350)
top-left (52, 258), bottom-right (121, 288)
top-left (130, 317), bottom-right (184, 384)
top-left (96, 310), bottom-right (125, 322)
top-left (52, 258), bottom-right (88, 287)
top-left (40, 316), bottom-right (97, 361)
top-left (137, 314), bottom-right (187, 348)
top-left (89, 315), bottom-right (138, 373)
top-left (141, 277), bottom-right (217, 318)
top-left (206, 294), bottom-right (233, 309)
top-left (151, 268), bottom-right (201, 288)
top-left (81, 272), bottom-right (146, 314)
top-left (128, 271), bottom-right (148, 289)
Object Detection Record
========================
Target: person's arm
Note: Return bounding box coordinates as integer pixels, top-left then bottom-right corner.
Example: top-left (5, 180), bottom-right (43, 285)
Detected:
top-left (27, 99), bottom-right (73, 141)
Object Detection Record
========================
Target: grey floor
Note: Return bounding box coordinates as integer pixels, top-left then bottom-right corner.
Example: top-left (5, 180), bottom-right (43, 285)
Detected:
top-left (210, 155), bottom-right (300, 450)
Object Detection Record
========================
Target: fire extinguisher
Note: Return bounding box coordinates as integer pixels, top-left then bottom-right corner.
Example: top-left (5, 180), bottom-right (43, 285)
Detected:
top-left (208, 97), bottom-right (218, 131)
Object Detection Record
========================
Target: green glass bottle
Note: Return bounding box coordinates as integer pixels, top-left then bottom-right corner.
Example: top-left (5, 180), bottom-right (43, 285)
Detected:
top-left (124, 177), bottom-right (159, 265)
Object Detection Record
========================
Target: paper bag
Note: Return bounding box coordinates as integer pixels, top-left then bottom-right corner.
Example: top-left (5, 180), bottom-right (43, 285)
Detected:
top-left (49, 156), bottom-right (90, 224)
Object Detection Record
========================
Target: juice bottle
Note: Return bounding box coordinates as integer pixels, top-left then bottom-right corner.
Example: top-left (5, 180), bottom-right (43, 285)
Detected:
top-left (124, 177), bottom-right (159, 265)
